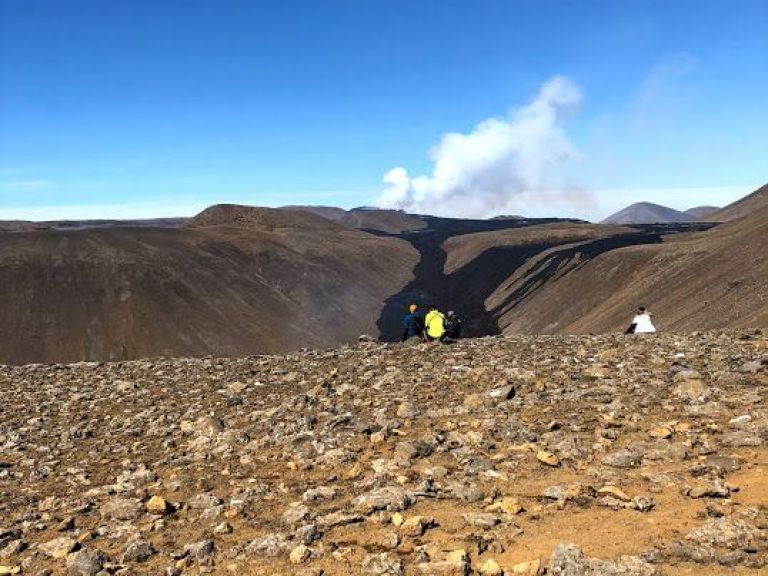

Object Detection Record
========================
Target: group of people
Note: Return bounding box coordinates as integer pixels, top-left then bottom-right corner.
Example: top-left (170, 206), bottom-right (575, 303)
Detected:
top-left (400, 303), bottom-right (655, 343)
top-left (401, 304), bottom-right (462, 343)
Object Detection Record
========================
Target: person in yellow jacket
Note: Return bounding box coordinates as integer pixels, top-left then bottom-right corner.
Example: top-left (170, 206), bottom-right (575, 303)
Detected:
top-left (424, 305), bottom-right (447, 341)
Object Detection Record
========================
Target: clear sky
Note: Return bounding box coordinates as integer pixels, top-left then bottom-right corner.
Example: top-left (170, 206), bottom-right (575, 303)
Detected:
top-left (1, 0), bottom-right (766, 221)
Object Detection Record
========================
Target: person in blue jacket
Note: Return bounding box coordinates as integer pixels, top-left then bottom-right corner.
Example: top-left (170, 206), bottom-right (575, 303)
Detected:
top-left (401, 304), bottom-right (425, 342)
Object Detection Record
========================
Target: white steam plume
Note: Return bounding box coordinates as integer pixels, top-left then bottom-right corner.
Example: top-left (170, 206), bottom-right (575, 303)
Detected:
top-left (376, 76), bottom-right (587, 218)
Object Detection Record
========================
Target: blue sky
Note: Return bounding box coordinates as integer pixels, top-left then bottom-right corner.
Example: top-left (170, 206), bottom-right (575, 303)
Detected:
top-left (1, 0), bottom-right (766, 221)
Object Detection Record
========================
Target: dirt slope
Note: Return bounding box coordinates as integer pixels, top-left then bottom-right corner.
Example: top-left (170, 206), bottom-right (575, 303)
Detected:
top-left (0, 332), bottom-right (765, 575)
top-left (0, 206), bottom-right (417, 364)
top-left (490, 206), bottom-right (768, 334)
top-left (704, 183), bottom-right (768, 222)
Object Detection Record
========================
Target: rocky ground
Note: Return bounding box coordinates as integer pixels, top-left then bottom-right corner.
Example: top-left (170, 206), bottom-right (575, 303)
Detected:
top-left (0, 332), bottom-right (766, 576)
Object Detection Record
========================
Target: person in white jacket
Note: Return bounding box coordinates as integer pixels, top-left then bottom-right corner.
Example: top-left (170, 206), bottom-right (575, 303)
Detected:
top-left (625, 307), bottom-right (656, 334)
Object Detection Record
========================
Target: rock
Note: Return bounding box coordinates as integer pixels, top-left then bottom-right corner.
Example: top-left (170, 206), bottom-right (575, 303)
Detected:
top-left (353, 486), bottom-right (412, 514)
top-left (397, 402), bottom-right (420, 418)
top-left (361, 552), bottom-right (404, 575)
top-left (39, 536), bottom-right (78, 559)
top-left (183, 539), bottom-right (215, 559)
top-left (673, 379), bottom-right (711, 403)
top-left (487, 497), bottom-right (524, 515)
top-left (461, 512), bottom-right (501, 529)
top-left (122, 539), bottom-right (156, 563)
top-left (401, 515), bottom-right (437, 536)
top-left (302, 486), bottom-right (337, 502)
top-left (245, 534), bottom-right (289, 557)
top-left (549, 544), bottom-right (659, 575)
top-left (290, 544), bottom-right (311, 564)
top-left (536, 450), bottom-right (560, 467)
top-left (100, 497), bottom-right (142, 521)
top-left (189, 492), bottom-right (224, 509)
top-left (479, 558), bottom-right (503, 575)
top-left (649, 426), bottom-right (672, 439)
top-left (602, 449), bottom-right (641, 468)
top-left (418, 549), bottom-right (471, 575)
top-left (488, 385), bottom-right (516, 400)
top-left (65, 549), bottom-right (107, 576)
top-left (146, 495), bottom-right (172, 514)
top-left (686, 517), bottom-right (763, 550)
top-left (597, 486), bottom-right (631, 502)
top-left (0, 567), bottom-right (20, 575)
top-left (511, 559), bottom-right (542, 575)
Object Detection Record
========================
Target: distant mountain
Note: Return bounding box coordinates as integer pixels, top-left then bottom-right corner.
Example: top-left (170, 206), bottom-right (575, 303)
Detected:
top-left (281, 205), bottom-right (426, 234)
top-left (703, 183), bottom-right (768, 222)
top-left (0, 217), bottom-right (186, 233)
top-left (601, 202), bottom-right (694, 225)
top-left (684, 206), bottom-right (720, 220)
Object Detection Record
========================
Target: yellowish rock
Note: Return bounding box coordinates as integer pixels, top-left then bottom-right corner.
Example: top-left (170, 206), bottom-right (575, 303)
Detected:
top-left (391, 512), bottom-right (405, 527)
top-left (597, 486), bottom-right (632, 502)
top-left (512, 558), bottom-right (542, 575)
top-left (289, 544), bottom-right (311, 564)
top-left (401, 515), bottom-right (436, 536)
top-left (649, 426), bottom-right (673, 439)
top-left (146, 495), bottom-right (170, 514)
top-left (0, 567), bottom-right (21, 576)
top-left (536, 450), bottom-right (560, 467)
top-left (479, 558), bottom-right (503, 575)
top-left (487, 496), bottom-right (524, 515)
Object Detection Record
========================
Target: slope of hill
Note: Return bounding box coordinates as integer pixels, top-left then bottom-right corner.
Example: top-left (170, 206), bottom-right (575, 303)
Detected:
top-left (486, 205), bottom-right (768, 334)
top-left (704, 183), bottom-right (768, 221)
top-left (1, 333), bottom-right (765, 575)
top-left (0, 206), bottom-right (417, 364)
top-left (602, 202), bottom-right (694, 224)
top-left (684, 205), bottom-right (720, 219)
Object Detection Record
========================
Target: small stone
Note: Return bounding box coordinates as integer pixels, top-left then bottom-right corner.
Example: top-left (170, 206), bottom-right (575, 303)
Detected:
top-left (479, 558), bottom-right (503, 575)
top-left (511, 559), bottom-right (542, 575)
top-left (0, 567), bottom-right (20, 576)
top-left (461, 512), bottom-right (501, 529)
top-left (487, 497), bottom-right (524, 515)
top-left (65, 549), bottom-right (107, 576)
top-left (362, 552), bottom-right (404, 575)
top-left (39, 536), bottom-right (78, 559)
top-left (122, 540), bottom-right (155, 563)
top-left (401, 515), bottom-right (437, 536)
top-left (290, 544), bottom-right (311, 564)
top-left (391, 512), bottom-right (404, 527)
top-left (649, 426), bottom-right (672, 439)
top-left (146, 495), bottom-right (171, 514)
top-left (536, 451), bottom-right (560, 467)
top-left (597, 486), bottom-right (631, 502)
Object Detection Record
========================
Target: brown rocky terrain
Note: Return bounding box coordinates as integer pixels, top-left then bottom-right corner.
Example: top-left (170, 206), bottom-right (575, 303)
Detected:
top-left (0, 331), bottom-right (766, 575)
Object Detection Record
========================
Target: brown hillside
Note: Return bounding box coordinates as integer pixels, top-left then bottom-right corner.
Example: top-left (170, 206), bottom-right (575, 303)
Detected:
top-left (704, 182), bottom-right (768, 222)
top-left (489, 206), bottom-right (768, 333)
top-left (0, 209), bottom-right (417, 364)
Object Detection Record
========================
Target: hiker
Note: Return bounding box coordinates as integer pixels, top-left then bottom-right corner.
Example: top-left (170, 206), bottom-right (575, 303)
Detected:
top-left (625, 306), bottom-right (656, 334)
top-left (401, 304), bottom-right (425, 342)
top-left (443, 310), bottom-right (462, 342)
top-left (424, 305), bottom-right (447, 342)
